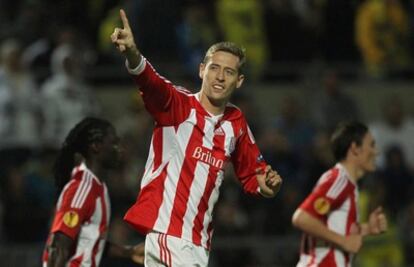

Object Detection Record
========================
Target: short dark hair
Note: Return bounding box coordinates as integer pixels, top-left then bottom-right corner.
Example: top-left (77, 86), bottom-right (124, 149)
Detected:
top-left (203, 42), bottom-right (246, 74)
top-left (331, 121), bottom-right (368, 161)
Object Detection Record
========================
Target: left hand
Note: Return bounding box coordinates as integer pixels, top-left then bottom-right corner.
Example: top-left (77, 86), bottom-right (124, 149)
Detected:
top-left (360, 206), bottom-right (388, 236)
top-left (130, 242), bottom-right (145, 265)
top-left (256, 165), bottom-right (282, 198)
top-left (367, 206), bottom-right (388, 235)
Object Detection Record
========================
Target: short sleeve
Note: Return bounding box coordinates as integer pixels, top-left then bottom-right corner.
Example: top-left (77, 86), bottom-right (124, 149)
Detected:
top-left (50, 173), bottom-right (96, 239)
top-left (299, 169), bottom-right (351, 221)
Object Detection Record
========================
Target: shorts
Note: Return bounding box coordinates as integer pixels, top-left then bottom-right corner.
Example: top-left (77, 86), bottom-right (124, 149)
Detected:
top-left (145, 231), bottom-right (209, 267)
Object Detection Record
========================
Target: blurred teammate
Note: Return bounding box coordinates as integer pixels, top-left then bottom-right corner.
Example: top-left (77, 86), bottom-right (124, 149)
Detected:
top-left (42, 117), bottom-right (144, 267)
top-left (111, 9), bottom-right (283, 267)
top-left (292, 121), bottom-right (388, 267)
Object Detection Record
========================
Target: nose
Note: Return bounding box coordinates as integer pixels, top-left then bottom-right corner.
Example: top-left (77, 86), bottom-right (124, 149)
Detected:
top-left (216, 69), bottom-right (225, 82)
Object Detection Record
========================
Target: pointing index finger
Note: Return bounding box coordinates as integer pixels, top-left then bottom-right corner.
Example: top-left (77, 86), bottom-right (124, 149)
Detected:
top-left (120, 9), bottom-right (130, 30)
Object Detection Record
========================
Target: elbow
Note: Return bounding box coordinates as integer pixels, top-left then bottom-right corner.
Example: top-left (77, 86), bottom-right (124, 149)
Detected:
top-left (291, 209), bottom-right (303, 229)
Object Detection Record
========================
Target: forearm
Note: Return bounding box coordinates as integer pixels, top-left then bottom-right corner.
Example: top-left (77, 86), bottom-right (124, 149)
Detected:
top-left (47, 247), bottom-right (71, 267)
top-left (125, 45), bottom-right (142, 69)
top-left (292, 209), bottom-right (344, 248)
top-left (108, 242), bottom-right (132, 259)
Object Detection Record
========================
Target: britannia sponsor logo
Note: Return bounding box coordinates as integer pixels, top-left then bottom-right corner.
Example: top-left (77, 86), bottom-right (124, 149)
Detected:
top-left (192, 146), bottom-right (224, 169)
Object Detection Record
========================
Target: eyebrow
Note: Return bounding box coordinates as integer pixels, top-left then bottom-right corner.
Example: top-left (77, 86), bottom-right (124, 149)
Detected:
top-left (210, 63), bottom-right (237, 72)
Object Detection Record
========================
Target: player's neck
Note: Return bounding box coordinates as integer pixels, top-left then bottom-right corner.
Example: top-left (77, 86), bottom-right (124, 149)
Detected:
top-left (85, 159), bottom-right (105, 181)
top-left (199, 92), bottom-right (225, 116)
top-left (340, 161), bottom-right (364, 182)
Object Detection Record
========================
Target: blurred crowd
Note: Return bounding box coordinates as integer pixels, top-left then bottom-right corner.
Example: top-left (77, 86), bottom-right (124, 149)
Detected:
top-left (1, 0), bottom-right (414, 266)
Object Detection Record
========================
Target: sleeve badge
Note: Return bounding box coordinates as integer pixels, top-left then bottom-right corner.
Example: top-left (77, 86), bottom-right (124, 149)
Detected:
top-left (313, 197), bottom-right (330, 215)
top-left (63, 211), bottom-right (80, 228)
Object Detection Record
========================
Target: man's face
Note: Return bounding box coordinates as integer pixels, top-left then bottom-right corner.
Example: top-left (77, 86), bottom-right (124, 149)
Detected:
top-left (356, 132), bottom-right (378, 172)
top-left (199, 51), bottom-right (244, 106)
top-left (99, 127), bottom-right (123, 169)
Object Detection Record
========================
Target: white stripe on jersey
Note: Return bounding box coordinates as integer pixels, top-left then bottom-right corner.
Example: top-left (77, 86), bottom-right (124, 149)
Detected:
top-left (181, 161), bottom-right (210, 241)
top-left (182, 115), bottom-right (218, 241)
top-left (328, 198), bottom-right (350, 235)
top-left (75, 173), bottom-right (93, 208)
top-left (314, 247), bottom-right (330, 266)
top-left (202, 116), bottom-right (217, 149)
top-left (71, 172), bottom-right (90, 208)
top-left (326, 174), bottom-right (346, 199)
top-left (201, 170), bottom-right (224, 247)
top-left (153, 109), bottom-right (197, 232)
top-left (221, 121), bottom-right (235, 156)
top-left (141, 135), bottom-right (156, 188)
top-left (71, 197), bottom-right (103, 264)
top-left (140, 126), bottom-right (181, 189)
top-left (57, 180), bottom-right (76, 209)
top-left (72, 173), bottom-right (92, 208)
top-left (334, 249), bottom-right (347, 267)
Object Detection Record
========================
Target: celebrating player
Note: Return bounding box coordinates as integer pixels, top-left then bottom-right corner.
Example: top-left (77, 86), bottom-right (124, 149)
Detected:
top-left (43, 117), bottom-right (144, 267)
top-left (111, 9), bottom-right (283, 267)
top-left (292, 121), bottom-right (388, 267)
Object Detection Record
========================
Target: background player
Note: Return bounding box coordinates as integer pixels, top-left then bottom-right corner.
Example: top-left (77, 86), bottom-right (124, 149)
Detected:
top-left (292, 121), bottom-right (388, 267)
top-left (43, 117), bottom-right (144, 267)
top-left (111, 9), bottom-right (283, 267)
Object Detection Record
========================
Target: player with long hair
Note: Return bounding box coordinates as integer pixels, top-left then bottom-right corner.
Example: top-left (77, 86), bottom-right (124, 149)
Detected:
top-left (43, 117), bottom-right (144, 267)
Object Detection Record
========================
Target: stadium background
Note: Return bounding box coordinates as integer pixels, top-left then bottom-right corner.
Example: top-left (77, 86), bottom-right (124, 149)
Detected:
top-left (1, 0), bottom-right (414, 266)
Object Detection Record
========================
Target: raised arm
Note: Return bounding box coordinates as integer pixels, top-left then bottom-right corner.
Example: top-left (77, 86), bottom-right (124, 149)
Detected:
top-left (111, 9), bottom-right (141, 69)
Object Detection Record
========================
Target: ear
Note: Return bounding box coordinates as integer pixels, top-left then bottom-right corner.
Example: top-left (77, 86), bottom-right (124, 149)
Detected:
top-left (90, 142), bottom-right (102, 154)
top-left (349, 142), bottom-right (361, 156)
top-left (236, 74), bottom-right (245, 89)
top-left (199, 63), bottom-right (205, 79)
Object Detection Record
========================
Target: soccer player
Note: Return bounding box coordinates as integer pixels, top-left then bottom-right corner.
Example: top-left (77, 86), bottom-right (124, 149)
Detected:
top-left (43, 117), bottom-right (144, 267)
top-left (292, 121), bottom-right (388, 267)
top-left (111, 9), bottom-right (283, 267)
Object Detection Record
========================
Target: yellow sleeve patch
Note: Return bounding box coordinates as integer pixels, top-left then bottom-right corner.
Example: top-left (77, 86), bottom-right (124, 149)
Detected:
top-left (313, 197), bottom-right (330, 215)
top-left (63, 211), bottom-right (80, 228)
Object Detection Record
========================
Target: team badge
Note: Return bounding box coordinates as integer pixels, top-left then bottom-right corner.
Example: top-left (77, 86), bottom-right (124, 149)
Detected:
top-left (313, 197), bottom-right (330, 215)
top-left (63, 211), bottom-right (79, 228)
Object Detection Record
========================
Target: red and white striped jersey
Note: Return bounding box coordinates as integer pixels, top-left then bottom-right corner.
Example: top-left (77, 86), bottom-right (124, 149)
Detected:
top-left (43, 163), bottom-right (111, 267)
top-left (296, 163), bottom-right (358, 267)
top-left (124, 57), bottom-right (266, 250)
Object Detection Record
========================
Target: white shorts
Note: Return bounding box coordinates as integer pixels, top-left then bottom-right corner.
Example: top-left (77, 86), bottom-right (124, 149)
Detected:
top-left (144, 231), bottom-right (209, 267)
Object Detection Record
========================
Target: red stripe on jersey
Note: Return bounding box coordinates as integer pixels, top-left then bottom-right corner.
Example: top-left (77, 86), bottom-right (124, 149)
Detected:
top-left (69, 254), bottom-right (83, 267)
top-left (167, 114), bottom-right (205, 236)
top-left (153, 127), bottom-right (163, 171)
top-left (307, 238), bottom-right (316, 267)
top-left (192, 128), bottom-right (226, 245)
top-left (164, 234), bottom-right (172, 267)
top-left (319, 250), bottom-right (336, 267)
top-left (344, 189), bottom-right (357, 265)
top-left (158, 234), bottom-right (164, 265)
top-left (124, 165), bottom-right (169, 233)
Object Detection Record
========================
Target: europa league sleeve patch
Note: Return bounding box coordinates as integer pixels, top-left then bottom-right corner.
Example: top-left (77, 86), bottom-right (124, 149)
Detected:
top-left (313, 197), bottom-right (330, 215)
top-left (63, 211), bottom-right (80, 228)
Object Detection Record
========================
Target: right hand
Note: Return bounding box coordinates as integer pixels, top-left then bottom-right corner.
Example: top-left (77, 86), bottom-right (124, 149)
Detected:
top-left (111, 9), bottom-right (140, 67)
top-left (341, 234), bottom-right (363, 254)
